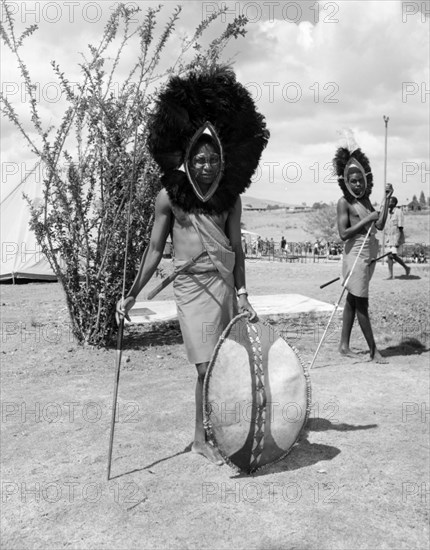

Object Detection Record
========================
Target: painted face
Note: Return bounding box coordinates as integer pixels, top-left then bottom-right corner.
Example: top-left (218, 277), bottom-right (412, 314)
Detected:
top-left (184, 122), bottom-right (224, 202)
top-left (344, 157), bottom-right (368, 199)
top-left (189, 143), bottom-right (221, 187)
top-left (347, 171), bottom-right (366, 199)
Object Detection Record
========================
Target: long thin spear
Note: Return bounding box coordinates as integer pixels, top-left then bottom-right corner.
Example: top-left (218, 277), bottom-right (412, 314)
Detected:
top-left (107, 124), bottom-right (140, 481)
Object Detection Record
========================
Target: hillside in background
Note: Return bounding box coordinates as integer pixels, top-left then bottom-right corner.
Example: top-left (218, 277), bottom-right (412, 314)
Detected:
top-left (242, 194), bottom-right (295, 210)
top-left (242, 202), bottom-right (429, 244)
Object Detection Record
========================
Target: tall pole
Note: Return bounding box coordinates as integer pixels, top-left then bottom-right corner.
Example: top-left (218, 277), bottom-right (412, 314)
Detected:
top-left (382, 115), bottom-right (389, 261)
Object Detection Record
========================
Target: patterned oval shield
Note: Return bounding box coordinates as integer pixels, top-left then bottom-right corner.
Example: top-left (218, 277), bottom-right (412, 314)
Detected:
top-left (203, 314), bottom-right (311, 474)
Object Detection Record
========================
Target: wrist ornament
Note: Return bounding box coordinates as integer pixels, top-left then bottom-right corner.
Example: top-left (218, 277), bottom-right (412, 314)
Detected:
top-left (237, 287), bottom-right (248, 297)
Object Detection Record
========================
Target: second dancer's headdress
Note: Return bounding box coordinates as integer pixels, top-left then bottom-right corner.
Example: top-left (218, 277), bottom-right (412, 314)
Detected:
top-left (333, 130), bottom-right (373, 202)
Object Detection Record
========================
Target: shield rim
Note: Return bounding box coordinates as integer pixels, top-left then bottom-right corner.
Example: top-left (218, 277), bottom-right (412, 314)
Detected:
top-left (203, 312), bottom-right (312, 474)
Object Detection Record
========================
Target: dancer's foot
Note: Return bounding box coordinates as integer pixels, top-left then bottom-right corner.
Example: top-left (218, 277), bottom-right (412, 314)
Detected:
top-left (339, 345), bottom-right (360, 358)
top-left (192, 441), bottom-right (224, 465)
top-left (405, 266), bottom-right (411, 276)
top-left (370, 350), bottom-right (388, 364)
top-left (385, 276), bottom-right (393, 280)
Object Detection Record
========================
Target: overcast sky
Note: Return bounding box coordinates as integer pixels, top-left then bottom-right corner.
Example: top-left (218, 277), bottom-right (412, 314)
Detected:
top-left (1, 0), bottom-right (429, 206)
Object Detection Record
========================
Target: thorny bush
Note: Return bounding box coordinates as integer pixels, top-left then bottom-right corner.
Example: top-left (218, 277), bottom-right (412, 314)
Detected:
top-left (1, 1), bottom-right (247, 345)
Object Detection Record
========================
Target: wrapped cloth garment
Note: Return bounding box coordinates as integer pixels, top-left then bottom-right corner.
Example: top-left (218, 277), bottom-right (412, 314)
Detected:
top-left (342, 202), bottom-right (379, 298)
top-left (173, 211), bottom-right (237, 363)
top-left (385, 207), bottom-right (405, 254)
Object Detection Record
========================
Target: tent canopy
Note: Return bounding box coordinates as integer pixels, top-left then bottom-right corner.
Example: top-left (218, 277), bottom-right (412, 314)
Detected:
top-left (241, 229), bottom-right (260, 244)
top-left (1, 171), bottom-right (56, 282)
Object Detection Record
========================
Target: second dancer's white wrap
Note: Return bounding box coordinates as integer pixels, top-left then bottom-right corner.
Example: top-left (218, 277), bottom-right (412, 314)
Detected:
top-left (342, 202), bottom-right (378, 298)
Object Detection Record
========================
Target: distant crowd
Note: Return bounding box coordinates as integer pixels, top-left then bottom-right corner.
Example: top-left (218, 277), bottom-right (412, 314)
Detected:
top-left (241, 236), bottom-right (343, 259)
top-left (241, 235), bottom-right (428, 263)
top-left (411, 250), bottom-right (427, 263)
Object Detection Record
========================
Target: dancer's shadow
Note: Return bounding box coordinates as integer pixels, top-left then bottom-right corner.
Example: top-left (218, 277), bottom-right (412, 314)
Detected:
top-left (111, 419), bottom-right (378, 480)
top-left (233, 418), bottom-right (377, 478)
top-left (380, 338), bottom-right (428, 357)
top-left (394, 274), bottom-right (421, 280)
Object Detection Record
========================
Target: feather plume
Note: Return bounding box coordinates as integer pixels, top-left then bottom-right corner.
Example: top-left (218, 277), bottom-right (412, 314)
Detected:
top-left (337, 127), bottom-right (359, 153)
top-left (148, 66), bottom-right (269, 214)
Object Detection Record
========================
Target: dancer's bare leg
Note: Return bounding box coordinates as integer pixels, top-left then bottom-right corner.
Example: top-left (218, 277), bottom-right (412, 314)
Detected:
top-left (339, 293), bottom-right (360, 357)
top-left (355, 297), bottom-right (388, 363)
top-left (392, 253), bottom-right (410, 276)
top-left (192, 362), bottom-right (223, 465)
top-left (387, 254), bottom-right (394, 279)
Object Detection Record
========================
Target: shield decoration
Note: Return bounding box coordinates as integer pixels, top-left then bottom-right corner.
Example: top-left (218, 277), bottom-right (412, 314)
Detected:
top-left (184, 121), bottom-right (224, 202)
top-left (203, 313), bottom-right (311, 474)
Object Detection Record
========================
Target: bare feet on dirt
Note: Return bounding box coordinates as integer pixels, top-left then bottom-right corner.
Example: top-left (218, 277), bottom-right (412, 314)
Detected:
top-left (192, 442), bottom-right (224, 465)
top-left (370, 350), bottom-right (389, 364)
top-left (405, 267), bottom-right (411, 276)
top-left (338, 346), bottom-right (360, 358)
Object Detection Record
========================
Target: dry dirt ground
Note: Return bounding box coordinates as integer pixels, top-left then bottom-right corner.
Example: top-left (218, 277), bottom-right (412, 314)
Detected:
top-left (1, 260), bottom-right (429, 549)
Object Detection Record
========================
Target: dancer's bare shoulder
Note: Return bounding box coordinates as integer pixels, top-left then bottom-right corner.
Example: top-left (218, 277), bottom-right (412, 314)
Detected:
top-left (156, 187), bottom-right (172, 209)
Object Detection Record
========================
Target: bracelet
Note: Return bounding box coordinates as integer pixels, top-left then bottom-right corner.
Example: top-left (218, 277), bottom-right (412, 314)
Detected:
top-left (237, 287), bottom-right (248, 297)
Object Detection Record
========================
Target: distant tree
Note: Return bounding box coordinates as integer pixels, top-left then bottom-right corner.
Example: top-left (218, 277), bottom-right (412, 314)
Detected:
top-left (419, 190), bottom-right (426, 207)
top-left (312, 201), bottom-right (328, 210)
top-left (305, 205), bottom-right (339, 242)
top-left (408, 198), bottom-right (421, 211)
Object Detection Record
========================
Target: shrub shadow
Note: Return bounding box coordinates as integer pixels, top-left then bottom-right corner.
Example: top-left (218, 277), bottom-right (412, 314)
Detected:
top-left (106, 323), bottom-right (183, 350)
top-left (380, 338), bottom-right (428, 357)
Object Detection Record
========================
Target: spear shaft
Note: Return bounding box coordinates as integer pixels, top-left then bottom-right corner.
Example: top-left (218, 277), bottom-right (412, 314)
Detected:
top-left (381, 116), bottom-right (389, 262)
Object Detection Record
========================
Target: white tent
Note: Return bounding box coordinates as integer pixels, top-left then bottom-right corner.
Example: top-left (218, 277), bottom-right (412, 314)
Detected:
top-left (1, 168), bottom-right (56, 282)
top-left (241, 229), bottom-right (260, 255)
top-left (241, 229), bottom-right (260, 244)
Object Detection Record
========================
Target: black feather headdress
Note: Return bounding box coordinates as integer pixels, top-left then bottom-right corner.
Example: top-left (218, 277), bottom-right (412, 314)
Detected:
top-left (333, 147), bottom-right (374, 203)
top-left (148, 66), bottom-right (269, 214)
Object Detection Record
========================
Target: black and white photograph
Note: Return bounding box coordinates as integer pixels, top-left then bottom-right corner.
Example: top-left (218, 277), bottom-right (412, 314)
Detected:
top-left (1, 1), bottom-right (429, 548)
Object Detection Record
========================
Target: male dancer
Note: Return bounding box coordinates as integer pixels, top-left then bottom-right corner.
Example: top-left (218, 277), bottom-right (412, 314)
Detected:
top-left (386, 196), bottom-right (410, 279)
top-left (334, 146), bottom-right (393, 363)
top-left (117, 67), bottom-right (268, 464)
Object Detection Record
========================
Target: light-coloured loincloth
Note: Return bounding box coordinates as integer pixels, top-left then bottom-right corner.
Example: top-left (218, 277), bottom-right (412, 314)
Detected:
top-left (342, 233), bottom-right (379, 298)
top-left (389, 245), bottom-right (402, 255)
top-left (173, 255), bottom-right (237, 364)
